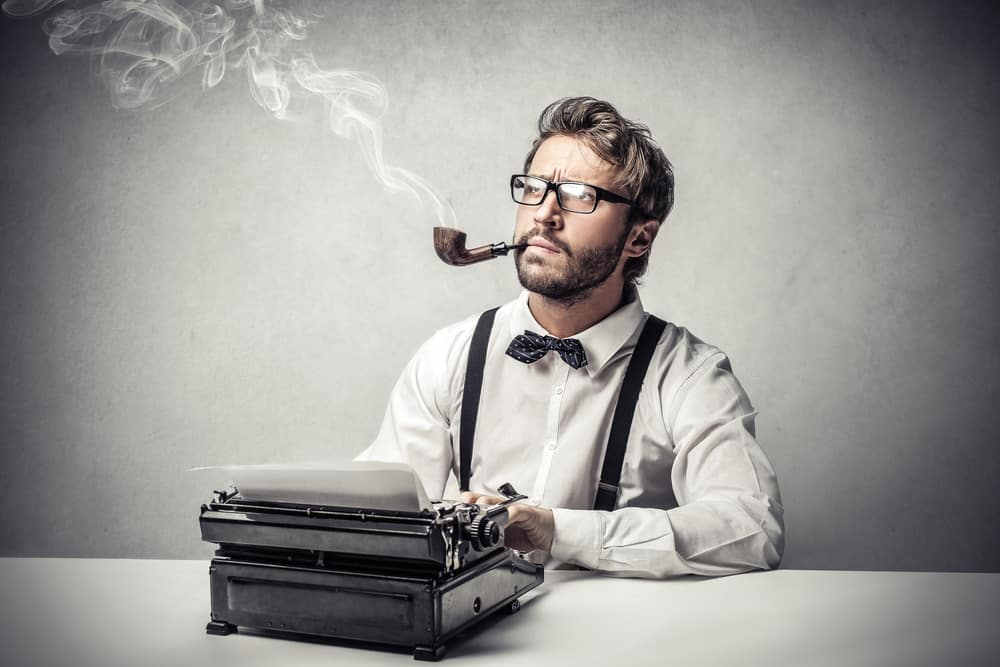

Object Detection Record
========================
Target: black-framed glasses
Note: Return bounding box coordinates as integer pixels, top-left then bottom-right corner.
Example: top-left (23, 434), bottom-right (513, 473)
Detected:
top-left (510, 174), bottom-right (634, 214)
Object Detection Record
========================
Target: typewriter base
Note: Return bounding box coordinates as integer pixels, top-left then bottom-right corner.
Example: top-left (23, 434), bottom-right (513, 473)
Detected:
top-left (205, 549), bottom-right (543, 661)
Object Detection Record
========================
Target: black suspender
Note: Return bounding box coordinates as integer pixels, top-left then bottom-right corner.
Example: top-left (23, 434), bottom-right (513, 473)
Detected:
top-left (459, 307), bottom-right (499, 492)
top-left (458, 307), bottom-right (666, 509)
top-left (593, 315), bottom-right (666, 511)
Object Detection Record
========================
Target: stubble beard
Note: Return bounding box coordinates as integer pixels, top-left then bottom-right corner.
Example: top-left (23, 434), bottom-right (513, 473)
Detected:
top-left (514, 229), bottom-right (628, 307)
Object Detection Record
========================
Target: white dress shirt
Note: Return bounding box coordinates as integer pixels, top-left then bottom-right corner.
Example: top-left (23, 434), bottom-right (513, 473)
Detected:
top-left (356, 290), bottom-right (784, 578)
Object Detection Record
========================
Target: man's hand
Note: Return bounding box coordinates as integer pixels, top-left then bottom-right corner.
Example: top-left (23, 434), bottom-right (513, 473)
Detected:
top-left (460, 492), bottom-right (555, 553)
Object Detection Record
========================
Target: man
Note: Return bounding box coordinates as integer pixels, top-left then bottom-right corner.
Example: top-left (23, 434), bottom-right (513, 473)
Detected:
top-left (357, 97), bottom-right (783, 578)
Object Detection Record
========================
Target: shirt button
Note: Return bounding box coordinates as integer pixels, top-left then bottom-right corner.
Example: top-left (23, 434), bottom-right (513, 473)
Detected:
top-left (554, 387), bottom-right (564, 395)
top-left (545, 440), bottom-right (557, 451)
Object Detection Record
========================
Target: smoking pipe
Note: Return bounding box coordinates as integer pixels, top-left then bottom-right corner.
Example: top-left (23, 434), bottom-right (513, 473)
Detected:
top-left (433, 226), bottom-right (527, 266)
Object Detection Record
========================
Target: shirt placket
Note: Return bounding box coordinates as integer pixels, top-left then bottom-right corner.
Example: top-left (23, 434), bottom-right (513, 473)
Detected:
top-left (529, 359), bottom-right (571, 505)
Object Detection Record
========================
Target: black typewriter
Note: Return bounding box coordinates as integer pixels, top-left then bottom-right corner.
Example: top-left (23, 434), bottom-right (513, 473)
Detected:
top-left (199, 465), bottom-right (543, 661)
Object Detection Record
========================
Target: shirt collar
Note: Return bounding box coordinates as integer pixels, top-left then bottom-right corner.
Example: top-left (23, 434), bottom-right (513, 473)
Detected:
top-left (508, 287), bottom-right (646, 377)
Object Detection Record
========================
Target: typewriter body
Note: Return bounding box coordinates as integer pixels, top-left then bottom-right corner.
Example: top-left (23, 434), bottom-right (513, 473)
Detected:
top-left (199, 464), bottom-right (543, 661)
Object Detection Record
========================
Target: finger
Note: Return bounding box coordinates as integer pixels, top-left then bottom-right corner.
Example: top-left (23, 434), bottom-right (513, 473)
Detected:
top-left (460, 492), bottom-right (506, 505)
top-left (504, 505), bottom-right (554, 552)
top-left (505, 504), bottom-right (536, 524)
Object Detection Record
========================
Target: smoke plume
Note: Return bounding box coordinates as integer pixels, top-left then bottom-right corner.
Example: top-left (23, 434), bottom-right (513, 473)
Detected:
top-left (2, 0), bottom-right (456, 227)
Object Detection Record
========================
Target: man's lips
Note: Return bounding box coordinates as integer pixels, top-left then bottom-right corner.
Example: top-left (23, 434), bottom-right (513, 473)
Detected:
top-left (526, 238), bottom-right (561, 254)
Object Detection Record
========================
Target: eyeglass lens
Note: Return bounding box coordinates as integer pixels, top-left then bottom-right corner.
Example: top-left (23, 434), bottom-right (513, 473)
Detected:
top-left (512, 176), bottom-right (598, 213)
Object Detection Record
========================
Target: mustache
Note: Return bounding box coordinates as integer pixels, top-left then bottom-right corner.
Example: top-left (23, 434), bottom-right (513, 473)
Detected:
top-left (514, 230), bottom-right (573, 256)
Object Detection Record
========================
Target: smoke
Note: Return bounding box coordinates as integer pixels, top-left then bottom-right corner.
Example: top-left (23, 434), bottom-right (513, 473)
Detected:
top-left (2, 0), bottom-right (456, 227)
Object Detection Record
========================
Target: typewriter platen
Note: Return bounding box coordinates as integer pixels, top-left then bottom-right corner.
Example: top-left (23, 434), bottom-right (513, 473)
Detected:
top-left (199, 464), bottom-right (544, 661)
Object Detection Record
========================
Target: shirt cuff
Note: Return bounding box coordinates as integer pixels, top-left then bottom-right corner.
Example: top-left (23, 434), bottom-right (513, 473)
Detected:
top-left (549, 508), bottom-right (603, 569)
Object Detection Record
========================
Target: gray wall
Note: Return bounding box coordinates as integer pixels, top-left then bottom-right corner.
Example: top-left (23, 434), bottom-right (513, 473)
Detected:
top-left (1, 0), bottom-right (998, 571)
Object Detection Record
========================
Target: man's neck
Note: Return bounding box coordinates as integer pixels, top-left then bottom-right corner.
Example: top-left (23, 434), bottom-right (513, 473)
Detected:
top-left (527, 277), bottom-right (628, 338)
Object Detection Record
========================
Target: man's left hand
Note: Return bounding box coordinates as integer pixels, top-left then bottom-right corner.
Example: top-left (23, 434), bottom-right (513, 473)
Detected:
top-left (460, 492), bottom-right (555, 552)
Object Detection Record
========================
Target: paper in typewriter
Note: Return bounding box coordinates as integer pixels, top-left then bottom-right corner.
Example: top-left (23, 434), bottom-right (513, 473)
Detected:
top-left (193, 461), bottom-right (434, 512)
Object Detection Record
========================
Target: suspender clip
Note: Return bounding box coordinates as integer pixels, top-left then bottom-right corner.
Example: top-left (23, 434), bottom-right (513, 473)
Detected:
top-left (594, 482), bottom-right (620, 511)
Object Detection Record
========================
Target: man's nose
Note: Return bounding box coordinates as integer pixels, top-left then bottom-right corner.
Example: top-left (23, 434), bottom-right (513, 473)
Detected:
top-left (532, 190), bottom-right (564, 228)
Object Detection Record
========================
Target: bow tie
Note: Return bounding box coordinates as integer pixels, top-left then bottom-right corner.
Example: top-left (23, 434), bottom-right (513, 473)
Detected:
top-left (505, 330), bottom-right (589, 369)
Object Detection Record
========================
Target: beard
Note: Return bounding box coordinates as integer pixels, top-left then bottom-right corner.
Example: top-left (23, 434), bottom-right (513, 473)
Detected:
top-left (514, 228), bottom-right (628, 306)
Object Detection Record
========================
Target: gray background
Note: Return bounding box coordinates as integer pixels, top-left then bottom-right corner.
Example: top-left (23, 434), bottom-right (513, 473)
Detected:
top-left (1, 0), bottom-right (998, 571)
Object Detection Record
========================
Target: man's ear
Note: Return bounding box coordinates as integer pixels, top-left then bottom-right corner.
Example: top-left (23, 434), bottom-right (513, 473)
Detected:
top-left (623, 219), bottom-right (660, 258)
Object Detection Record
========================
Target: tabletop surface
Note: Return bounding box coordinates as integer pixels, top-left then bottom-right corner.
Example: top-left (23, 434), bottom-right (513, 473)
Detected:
top-left (1, 558), bottom-right (998, 667)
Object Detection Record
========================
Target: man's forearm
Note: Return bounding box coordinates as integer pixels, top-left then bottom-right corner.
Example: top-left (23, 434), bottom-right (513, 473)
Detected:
top-left (550, 497), bottom-right (784, 578)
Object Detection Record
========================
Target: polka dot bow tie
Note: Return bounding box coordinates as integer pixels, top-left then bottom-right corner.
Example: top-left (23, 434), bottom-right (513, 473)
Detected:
top-left (505, 330), bottom-right (589, 369)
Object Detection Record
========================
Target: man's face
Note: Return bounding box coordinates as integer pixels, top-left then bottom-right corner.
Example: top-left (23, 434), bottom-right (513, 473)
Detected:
top-left (514, 135), bottom-right (633, 302)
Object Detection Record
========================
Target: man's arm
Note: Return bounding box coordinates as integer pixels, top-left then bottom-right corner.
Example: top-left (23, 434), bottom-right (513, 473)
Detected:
top-left (477, 352), bottom-right (784, 578)
top-left (354, 329), bottom-right (457, 499)
top-left (654, 352), bottom-right (784, 575)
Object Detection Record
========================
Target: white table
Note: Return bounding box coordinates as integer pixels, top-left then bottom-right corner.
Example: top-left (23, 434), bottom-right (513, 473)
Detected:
top-left (1, 559), bottom-right (997, 666)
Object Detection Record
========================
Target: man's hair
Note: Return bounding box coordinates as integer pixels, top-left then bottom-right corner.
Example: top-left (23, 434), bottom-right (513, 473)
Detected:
top-left (522, 97), bottom-right (674, 284)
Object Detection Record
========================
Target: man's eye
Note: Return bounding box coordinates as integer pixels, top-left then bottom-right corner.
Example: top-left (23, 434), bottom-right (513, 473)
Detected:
top-left (563, 185), bottom-right (596, 201)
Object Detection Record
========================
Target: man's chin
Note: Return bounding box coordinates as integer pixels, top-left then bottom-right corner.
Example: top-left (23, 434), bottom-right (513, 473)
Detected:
top-left (517, 270), bottom-right (581, 302)
top-left (516, 262), bottom-right (557, 290)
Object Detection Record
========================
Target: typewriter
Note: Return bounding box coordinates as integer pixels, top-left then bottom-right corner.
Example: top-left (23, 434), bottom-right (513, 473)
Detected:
top-left (199, 463), bottom-right (544, 661)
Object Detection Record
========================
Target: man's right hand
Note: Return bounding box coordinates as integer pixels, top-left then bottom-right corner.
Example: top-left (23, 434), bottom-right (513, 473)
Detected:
top-left (460, 491), bottom-right (555, 553)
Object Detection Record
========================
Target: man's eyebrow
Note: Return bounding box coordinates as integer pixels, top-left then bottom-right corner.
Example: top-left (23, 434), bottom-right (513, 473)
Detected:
top-left (527, 173), bottom-right (591, 184)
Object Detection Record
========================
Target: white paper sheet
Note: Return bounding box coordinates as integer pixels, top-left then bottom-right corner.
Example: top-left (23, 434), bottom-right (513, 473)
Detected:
top-left (190, 461), bottom-right (434, 512)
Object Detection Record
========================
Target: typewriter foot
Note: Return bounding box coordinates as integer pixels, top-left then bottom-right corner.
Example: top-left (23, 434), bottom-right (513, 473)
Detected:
top-left (501, 598), bottom-right (521, 615)
top-left (413, 644), bottom-right (446, 661)
top-left (206, 620), bottom-right (238, 635)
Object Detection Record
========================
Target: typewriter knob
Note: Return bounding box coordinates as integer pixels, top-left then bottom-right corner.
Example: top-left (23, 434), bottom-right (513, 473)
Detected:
top-left (469, 515), bottom-right (501, 551)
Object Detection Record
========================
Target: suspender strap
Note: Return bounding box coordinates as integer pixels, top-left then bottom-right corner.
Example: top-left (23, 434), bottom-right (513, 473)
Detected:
top-left (593, 315), bottom-right (667, 511)
top-left (459, 307), bottom-right (499, 492)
